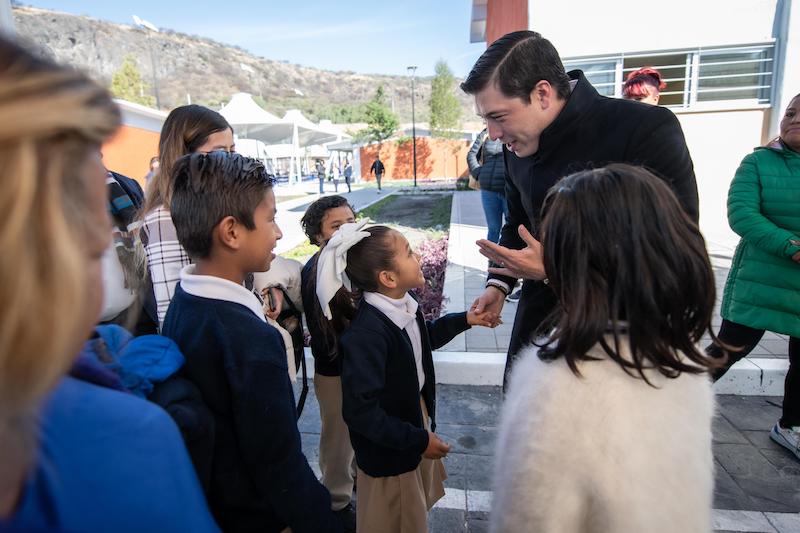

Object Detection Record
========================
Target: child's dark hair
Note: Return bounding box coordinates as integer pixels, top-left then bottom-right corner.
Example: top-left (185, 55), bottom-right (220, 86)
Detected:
top-left (302, 225), bottom-right (396, 364)
top-left (301, 195), bottom-right (355, 246)
top-left (170, 152), bottom-right (274, 259)
top-left (538, 163), bottom-right (723, 382)
top-left (345, 226), bottom-right (398, 292)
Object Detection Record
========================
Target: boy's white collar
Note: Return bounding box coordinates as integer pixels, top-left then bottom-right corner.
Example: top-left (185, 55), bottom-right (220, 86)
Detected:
top-left (179, 264), bottom-right (265, 323)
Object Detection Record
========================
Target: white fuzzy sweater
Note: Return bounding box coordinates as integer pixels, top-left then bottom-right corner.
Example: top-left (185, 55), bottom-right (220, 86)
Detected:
top-left (490, 340), bottom-right (714, 533)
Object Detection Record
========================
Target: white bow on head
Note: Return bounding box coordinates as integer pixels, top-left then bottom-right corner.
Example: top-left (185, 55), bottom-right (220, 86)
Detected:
top-left (316, 220), bottom-right (371, 320)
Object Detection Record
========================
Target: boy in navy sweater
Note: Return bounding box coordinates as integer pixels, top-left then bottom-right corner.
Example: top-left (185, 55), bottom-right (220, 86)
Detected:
top-left (162, 152), bottom-right (342, 533)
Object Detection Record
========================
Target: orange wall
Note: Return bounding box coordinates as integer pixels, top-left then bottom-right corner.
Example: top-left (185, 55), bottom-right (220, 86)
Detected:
top-left (359, 138), bottom-right (471, 181)
top-left (486, 0), bottom-right (529, 45)
top-left (102, 125), bottom-right (160, 188)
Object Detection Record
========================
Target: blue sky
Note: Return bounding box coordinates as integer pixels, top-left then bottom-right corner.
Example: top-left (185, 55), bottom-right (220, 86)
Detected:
top-left (26, 0), bottom-right (487, 76)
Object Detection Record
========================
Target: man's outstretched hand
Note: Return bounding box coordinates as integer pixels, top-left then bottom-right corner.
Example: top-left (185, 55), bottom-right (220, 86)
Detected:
top-left (477, 225), bottom-right (546, 281)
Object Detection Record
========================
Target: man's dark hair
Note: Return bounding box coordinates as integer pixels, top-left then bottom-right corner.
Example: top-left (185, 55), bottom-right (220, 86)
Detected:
top-left (300, 195), bottom-right (355, 246)
top-left (537, 164), bottom-right (724, 382)
top-left (170, 152), bottom-right (274, 259)
top-left (461, 30), bottom-right (571, 102)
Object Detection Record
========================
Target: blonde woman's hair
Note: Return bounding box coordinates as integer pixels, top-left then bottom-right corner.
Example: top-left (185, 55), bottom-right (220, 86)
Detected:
top-left (0, 36), bottom-right (119, 480)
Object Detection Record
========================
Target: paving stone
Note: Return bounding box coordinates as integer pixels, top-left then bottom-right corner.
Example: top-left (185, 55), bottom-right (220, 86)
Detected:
top-left (717, 396), bottom-right (783, 432)
top-left (715, 415), bottom-right (751, 444)
top-left (466, 457), bottom-right (494, 492)
top-left (712, 509), bottom-right (777, 532)
top-left (759, 449), bottom-right (800, 477)
top-left (429, 507), bottom-right (467, 533)
top-left (436, 385), bottom-right (503, 426)
top-left (765, 512), bottom-right (800, 533)
top-left (714, 460), bottom-right (756, 511)
top-left (442, 453), bottom-right (467, 490)
top-left (742, 430), bottom-right (777, 449)
top-left (731, 478), bottom-right (800, 513)
top-left (435, 423), bottom-right (498, 456)
top-left (759, 339), bottom-right (790, 356)
top-left (467, 516), bottom-right (490, 533)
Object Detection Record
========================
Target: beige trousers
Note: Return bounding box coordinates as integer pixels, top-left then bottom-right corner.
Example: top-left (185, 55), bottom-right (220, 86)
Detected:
top-left (355, 398), bottom-right (447, 533)
top-left (314, 373), bottom-right (356, 511)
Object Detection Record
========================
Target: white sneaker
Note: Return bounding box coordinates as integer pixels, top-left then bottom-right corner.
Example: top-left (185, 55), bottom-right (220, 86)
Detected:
top-left (769, 422), bottom-right (800, 460)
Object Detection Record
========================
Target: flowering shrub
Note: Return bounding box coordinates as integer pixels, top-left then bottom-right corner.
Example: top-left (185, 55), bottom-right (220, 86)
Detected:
top-left (412, 236), bottom-right (449, 320)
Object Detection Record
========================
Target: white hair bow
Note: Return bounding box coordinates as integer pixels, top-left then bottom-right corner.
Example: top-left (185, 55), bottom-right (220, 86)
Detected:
top-left (316, 220), bottom-right (370, 320)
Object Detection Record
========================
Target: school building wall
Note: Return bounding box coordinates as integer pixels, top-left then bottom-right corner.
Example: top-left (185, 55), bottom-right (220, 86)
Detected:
top-left (101, 99), bottom-right (167, 188)
top-left (102, 125), bottom-right (160, 187)
top-left (358, 138), bottom-right (472, 181)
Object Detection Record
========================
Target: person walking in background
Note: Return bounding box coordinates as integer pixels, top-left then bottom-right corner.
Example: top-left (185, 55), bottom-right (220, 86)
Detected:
top-left (370, 154), bottom-right (385, 192)
top-left (491, 165), bottom-right (718, 533)
top-left (461, 31), bottom-right (699, 390)
top-left (316, 159), bottom-right (327, 194)
top-left (332, 161), bottom-right (340, 193)
top-left (343, 159), bottom-right (353, 193)
top-left (706, 93), bottom-right (800, 461)
top-left (622, 67), bottom-right (667, 105)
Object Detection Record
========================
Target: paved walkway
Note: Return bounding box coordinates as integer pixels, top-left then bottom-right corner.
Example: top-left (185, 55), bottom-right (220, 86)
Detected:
top-left (439, 190), bottom-right (792, 364)
top-left (273, 184), bottom-right (396, 253)
top-left (296, 382), bottom-right (800, 533)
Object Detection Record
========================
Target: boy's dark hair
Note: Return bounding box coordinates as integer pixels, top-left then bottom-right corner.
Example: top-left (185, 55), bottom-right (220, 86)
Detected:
top-left (170, 152), bottom-right (274, 259)
top-left (460, 30), bottom-right (571, 102)
top-left (301, 195), bottom-right (356, 246)
top-left (537, 163), bottom-right (723, 382)
top-left (345, 225), bottom-right (398, 292)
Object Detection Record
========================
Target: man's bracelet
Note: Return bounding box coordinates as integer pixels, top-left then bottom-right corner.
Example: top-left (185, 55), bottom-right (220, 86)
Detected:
top-left (486, 282), bottom-right (509, 296)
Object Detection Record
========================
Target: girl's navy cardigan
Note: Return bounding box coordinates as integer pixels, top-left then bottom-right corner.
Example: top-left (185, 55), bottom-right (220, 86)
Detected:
top-left (340, 301), bottom-right (470, 477)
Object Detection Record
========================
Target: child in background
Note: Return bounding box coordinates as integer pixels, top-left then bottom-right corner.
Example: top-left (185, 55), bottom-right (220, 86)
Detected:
top-left (299, 196), bottom-right (359, 529)
top-left (317, 222), bottom-right (496, 533)
top-left (490, 164), bottom-right (720, 533)
top-left (162, 152), bottom-right (341, 533)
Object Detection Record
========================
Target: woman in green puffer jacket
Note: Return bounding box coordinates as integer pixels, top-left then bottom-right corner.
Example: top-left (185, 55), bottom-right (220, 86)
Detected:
top-left (707, 93), bottom-right (800, 460)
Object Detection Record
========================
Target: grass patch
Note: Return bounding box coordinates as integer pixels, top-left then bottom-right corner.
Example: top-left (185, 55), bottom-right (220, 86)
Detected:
top-left (429, 194), bottom-right (453, 229)
top-left (283, 239), bottom-right (318, 264)
top-left (357, 194), bottom-right (399, 221)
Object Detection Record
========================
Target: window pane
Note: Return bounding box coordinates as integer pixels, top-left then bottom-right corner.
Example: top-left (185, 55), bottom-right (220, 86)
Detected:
top-left (697, 48), bottom-right (772, 103)
top-left (563, 60), bottom-right (616, 96)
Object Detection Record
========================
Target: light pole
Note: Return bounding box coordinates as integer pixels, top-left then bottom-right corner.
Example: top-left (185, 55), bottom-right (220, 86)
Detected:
top-left (132, 15), bottom-right (161, 109)
top-left (407, 65), bottom-right (418, 189)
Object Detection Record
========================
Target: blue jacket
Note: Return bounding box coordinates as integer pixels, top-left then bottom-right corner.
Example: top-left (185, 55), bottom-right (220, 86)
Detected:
top-left (340, 302), bottom-right (470, 477)
top-left (4, 377), bottom-right (219, 532)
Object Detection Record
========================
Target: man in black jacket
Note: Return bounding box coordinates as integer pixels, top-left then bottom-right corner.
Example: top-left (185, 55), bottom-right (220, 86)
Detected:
top-left (461, 31), bottom-right (699, 390)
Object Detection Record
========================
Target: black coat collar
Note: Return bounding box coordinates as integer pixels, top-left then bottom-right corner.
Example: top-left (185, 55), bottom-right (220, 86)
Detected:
top-left (535, 70), bottom-right (601, 162)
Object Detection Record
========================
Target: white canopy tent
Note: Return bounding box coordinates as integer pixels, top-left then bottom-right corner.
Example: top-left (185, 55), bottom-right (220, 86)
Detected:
top-left (219, 92), bottom-right (282, 139)
top-left (219, 93), bottom-right (345, 184)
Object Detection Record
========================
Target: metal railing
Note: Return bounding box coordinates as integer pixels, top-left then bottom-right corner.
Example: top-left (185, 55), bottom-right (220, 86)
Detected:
top-left (563, 42), bottom-right (775, 109)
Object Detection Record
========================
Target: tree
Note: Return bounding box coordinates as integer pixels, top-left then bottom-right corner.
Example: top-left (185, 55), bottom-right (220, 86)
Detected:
top-left (110, 55), bottom-right (156, 107)
top-left (429, 60), bottom-right (462, 138)
top-left (360, 85), bottom-right (399, 144)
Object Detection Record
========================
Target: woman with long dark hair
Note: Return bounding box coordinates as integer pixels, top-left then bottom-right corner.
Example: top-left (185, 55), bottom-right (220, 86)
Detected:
top-left (140, 105), bottom-right (235, 327)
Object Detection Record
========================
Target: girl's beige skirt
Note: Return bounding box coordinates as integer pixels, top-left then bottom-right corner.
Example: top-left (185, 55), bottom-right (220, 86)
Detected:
top-left (355, 398), bottom-right (447, 533)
